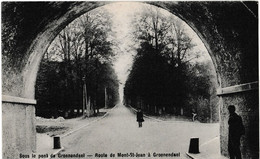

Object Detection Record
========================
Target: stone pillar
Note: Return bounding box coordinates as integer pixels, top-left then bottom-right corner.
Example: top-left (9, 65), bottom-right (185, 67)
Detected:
top-left (2, 95), bottom-right (36, 159)
top-left (218, 82), bottom-right (258, 158)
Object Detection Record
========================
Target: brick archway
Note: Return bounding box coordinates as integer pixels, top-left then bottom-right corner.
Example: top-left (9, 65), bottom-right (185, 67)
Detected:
top-left (2, 2), bottom-right (258, 159)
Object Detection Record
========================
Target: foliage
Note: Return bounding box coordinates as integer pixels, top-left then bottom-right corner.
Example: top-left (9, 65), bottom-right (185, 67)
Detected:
top-left (35, 9), bottom-right (119, 118)
top-left (124, 6), bottom-right (218, 122)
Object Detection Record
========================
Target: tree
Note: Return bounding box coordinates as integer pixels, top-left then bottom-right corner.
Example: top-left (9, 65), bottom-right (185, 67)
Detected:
top-left (129, 6), bottom-right (196, 114)
top-left (186, 60), bottom-right (219, 122)
top-left (77, 10), bottom-right (115, 114)
top-left (35, 8), bottom-right (119, 118)
top-left (133, 6), bottom-right (170, 52)
top-left (164, 18), bottom-right (196, 67)
top-left (124, 41), bottom-right (169, 114)
top-left (125, 5), bottom-right (217, 120)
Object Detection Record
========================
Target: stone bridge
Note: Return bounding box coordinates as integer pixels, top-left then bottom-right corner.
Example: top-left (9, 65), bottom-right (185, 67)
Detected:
top-left (2, 1), bottom-right (258, 159)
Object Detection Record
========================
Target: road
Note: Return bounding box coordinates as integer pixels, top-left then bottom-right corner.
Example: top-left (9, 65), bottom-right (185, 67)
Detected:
top-left (58, 103), bottom-right (219, 159)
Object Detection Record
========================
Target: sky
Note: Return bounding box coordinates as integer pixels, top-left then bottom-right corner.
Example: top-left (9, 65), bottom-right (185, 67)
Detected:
top-left (103, 2), bottom-right (144, 102)
top-left (102, 2), bottom-right (211, 102)
top-left (46, 2), bottom-right (212, 102)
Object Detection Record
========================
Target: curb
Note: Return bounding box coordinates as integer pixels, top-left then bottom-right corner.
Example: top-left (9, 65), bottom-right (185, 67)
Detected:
top-left (128, 105), bottom-right (202, 123)
top-left (185, 136), bottom-right (227, 159)
top-left (186, 152), bottom-right (196, 159)
top-left (199, 136), bottom-right (219, 147)
top-left (185, 152), bottom-right (228, 159)
top-left (46, 104), bottom-right (119, 157)
top-left (61, 104), bottom-right (119, 138)
top-left (128, 105), bottom-right (163, 122)
top-left (53, 147), bottom-right (65, 155)
top-left (46, 147), bottom-right (65, 159)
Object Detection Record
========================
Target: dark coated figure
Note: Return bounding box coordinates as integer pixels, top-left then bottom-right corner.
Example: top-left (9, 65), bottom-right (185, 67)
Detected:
top-left (136, 109), bottom-right (144, 128)
top-left (228, 105), bottom-right (245, 159)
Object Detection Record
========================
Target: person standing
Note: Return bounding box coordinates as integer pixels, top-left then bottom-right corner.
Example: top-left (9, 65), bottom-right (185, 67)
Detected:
top-left (191, 109), bottom-right (197, 122)
top-left (136, 109), bottom-right (144, 127)
top-left (228, 105), bottom-right (245, 159)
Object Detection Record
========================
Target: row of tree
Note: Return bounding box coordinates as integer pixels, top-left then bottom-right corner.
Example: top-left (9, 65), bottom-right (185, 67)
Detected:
top-left (124, 6), bottom-right (219, 122)
top-left (35, 9), bottom-right (119, 118)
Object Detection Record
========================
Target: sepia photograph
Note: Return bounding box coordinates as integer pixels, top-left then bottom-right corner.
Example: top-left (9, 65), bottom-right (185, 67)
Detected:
top-left (1, 1), bottom-right (259, 159)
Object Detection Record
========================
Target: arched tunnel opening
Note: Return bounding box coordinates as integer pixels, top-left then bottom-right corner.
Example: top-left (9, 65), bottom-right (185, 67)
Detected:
top-left (1, 1), bottom-right (258, 159)
top-left (34, 3), bottom-right (219, 157)
top-left (35, 2), bottom-right (219, 120)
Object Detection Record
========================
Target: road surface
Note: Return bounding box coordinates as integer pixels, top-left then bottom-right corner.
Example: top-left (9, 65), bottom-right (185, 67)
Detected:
top-left (58, 103), bottom-right (219, 159)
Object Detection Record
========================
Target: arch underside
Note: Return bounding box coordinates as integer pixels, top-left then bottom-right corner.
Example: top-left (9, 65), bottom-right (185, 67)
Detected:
top-left (2, 1), bottom-right (258, 98)
top-left (1, 1), bottom-right (258, 159)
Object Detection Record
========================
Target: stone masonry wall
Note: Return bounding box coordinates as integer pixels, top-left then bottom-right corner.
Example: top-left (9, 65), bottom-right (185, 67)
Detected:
top-left (2, 103), bottom-right (36, 159)
top-left (220, 90), bottom-right (259, 158)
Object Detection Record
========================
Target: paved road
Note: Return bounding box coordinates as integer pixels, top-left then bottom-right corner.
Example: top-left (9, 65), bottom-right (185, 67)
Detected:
top-left (59, 103), bottom-right (219, 159)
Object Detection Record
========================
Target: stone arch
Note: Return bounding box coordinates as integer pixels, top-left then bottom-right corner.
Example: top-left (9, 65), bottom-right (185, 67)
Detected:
top-left (2, 2), bottom-right (258, 159)
top-left (22, 2), bottom-right (220, 99)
